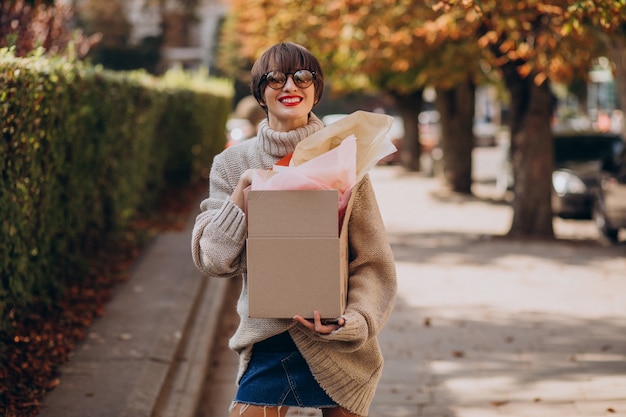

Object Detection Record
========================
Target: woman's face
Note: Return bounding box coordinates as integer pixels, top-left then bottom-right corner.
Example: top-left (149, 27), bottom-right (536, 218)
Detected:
top-left (263, 72), bottom-right (316, 132)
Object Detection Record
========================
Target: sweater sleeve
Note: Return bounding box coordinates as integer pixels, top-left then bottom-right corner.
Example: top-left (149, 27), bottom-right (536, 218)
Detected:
top-left (319, 175), bottom-right (397, 350)
top-left (191, 152), bottom-right (248, 278)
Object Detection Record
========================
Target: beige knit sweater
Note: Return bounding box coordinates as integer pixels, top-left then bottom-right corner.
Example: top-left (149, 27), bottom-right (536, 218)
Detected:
top-left (191, 114), bottom-right (397, 416)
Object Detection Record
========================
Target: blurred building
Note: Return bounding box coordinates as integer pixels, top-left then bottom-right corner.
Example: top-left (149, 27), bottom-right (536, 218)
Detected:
top-left (553, 56), bottom-right (622, 134)
top-left (587, 57), bottom-right (621, 133)
top-left (130, 0), bottom-right (228, 70)
top-left (74, 0), bottom-right (228, 72)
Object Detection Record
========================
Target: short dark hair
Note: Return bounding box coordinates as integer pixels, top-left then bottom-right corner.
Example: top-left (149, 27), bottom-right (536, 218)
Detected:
top-left (250, 42), bottom-right (324, 110)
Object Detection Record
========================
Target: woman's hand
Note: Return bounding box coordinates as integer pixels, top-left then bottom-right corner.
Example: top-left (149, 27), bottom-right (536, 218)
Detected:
top-left (293, 311), bottom-right (345, 334)
top-left (230, 168), bottom-right (274, 209)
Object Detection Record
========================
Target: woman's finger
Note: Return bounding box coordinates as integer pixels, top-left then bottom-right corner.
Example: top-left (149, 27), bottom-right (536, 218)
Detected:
top-left (293, 312), bottom-right (342, 334)
top-left (293, 314), bottom-right (315, 330)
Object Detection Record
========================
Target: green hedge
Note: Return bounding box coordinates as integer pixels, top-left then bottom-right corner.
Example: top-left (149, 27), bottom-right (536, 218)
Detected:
top-left (0, 53), bottom-right (233, 331)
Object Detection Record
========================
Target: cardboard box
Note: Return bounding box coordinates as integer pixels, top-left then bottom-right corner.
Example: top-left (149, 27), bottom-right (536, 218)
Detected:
top-left (246, 189), bottom-right (347, 319)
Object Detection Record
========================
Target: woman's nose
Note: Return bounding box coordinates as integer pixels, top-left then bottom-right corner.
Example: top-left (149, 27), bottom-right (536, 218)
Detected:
top-left (282, 75), bottom-right (297, 90)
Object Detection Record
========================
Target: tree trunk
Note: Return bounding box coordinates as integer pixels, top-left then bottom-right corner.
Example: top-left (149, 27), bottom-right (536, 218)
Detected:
top-left (502, 63), bottom-right (555, 239)
top-left (390, 90), bottom-right (423, 172)
top-left (435, 78), bottom-right (475, 194)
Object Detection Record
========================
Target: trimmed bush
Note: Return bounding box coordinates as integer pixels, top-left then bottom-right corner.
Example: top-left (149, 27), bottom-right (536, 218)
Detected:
top-left (0, 51), bottom-right (233, 332)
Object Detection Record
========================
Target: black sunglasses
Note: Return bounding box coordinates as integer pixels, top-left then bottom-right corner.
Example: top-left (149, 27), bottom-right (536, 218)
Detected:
top-left (262, 69), bottom-right (316, 90)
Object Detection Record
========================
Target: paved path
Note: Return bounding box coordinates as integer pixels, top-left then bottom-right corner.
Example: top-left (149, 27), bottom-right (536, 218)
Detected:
top-left (198, 165), bottom-right (626, 417)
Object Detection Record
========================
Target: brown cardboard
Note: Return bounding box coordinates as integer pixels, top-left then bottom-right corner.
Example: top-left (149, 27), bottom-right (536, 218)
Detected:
top-left (247, 190), bottom-right (338, 237)
top-left (246, 189), bottom-right (347, 319)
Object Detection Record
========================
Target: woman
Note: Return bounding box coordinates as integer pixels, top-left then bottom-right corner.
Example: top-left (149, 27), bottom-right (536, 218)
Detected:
top-left (191, 42), bottom-right (397, 417)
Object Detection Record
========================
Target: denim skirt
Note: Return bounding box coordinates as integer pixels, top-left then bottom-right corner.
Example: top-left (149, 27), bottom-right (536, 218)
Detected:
top-left (234, 331), bottom-right (338, 408)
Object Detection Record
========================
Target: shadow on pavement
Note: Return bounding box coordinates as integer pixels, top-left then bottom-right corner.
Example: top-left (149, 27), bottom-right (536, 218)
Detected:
top-left (388, 231), bottom-right (625, 268)
top-left (377, 293), bottom-right (626, 416)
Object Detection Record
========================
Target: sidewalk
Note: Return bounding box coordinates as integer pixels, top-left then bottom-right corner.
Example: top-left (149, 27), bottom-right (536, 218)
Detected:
top-left (38, 196), bottom-right (227, 417)
top-left (39, 164), bottom-right (626, 417)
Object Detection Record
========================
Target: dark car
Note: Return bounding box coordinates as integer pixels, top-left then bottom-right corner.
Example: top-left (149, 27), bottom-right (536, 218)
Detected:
top-left (497, 132), bottom-right (626, 241)
top-left (225, 117), bottom-right (256, 148)
top-left (551, 133), bottom-right (624, 220)
top-left (592, 145), bottom-right (626, 241)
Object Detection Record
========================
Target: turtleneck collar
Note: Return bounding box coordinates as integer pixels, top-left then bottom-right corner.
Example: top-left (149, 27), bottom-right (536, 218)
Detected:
top-left (256, 113), bottom-right (325, 157)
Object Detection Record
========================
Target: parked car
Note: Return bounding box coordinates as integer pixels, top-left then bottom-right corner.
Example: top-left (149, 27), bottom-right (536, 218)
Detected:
top-left (496, 132), bottom-right (626, 241)
top-left (225, 117), bottom-right (256, 148)
top-left (592, 145), bottom-right (626, 241)
top-left (418, 110), bottom-right (441, 151)
top-left (550, 133), bottom-right (625, 220)
top-left (321, 113), bottom-right (349, 126)
top-left (473, 118), bottom-right (498, 147)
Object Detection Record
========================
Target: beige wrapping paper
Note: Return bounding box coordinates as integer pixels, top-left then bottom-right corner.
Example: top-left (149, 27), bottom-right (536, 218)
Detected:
top-left (291, 110), bottom-right (396, 181)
